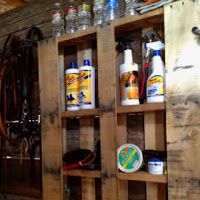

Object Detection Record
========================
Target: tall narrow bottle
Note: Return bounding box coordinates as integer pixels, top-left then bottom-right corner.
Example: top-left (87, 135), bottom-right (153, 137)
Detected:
top-left (52, 2), bottom-right (65, 38)
top-left (120, 41), bottom-right (140, 105)
top-left (146, 50), bottom-right (165, 103)
top-left (93, 0), bottom-right (106, 26)
top-left (105, 0), bottom-right (119, 22)
top-left (125, 0), bottom-right (138, 16)
top-left (65, 4), bottom-right (78, 33)
top-left (78, 1), bottom-right (91, 30)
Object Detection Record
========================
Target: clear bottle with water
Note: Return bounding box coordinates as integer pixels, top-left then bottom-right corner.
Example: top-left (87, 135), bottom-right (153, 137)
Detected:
top-left (93, 0), bottom-right (106, 26)
top-left (125, 0), bottom-right (138, 16)
top-left (52, 2), bottom-right (65, 37)
top-left (105, 0), bottom-right (119, 22)
top-left (78, 1), bottom-right (91, 30)
top-left (65, 4), bottom-right (78, 33)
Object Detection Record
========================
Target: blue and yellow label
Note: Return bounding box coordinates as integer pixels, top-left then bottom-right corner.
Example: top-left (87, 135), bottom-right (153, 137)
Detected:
top-left (66, 73), bottom-right (79, 108)
top-left (79, 70), bottom-right (92, 105)
top-left (147, 75), bottom-right (164, 97)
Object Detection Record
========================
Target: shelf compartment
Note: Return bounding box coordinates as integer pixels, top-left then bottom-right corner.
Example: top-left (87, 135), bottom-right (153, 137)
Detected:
top-left (63, 169), bottom-right (101, 178)
top-left (117, 103), bottom-right (165, 114)
top-left (57, 27), bottom-right (96, 47)
top-left (114, 8), bottom-right (164, 34)
top-left (118, 171), bottom-right (167, 183)
top-left (61, 109), bottom-right (100, 118)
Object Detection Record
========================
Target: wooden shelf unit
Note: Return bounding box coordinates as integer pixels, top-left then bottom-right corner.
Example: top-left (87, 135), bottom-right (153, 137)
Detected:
top-left (38, 7), bottom-right (166, 200)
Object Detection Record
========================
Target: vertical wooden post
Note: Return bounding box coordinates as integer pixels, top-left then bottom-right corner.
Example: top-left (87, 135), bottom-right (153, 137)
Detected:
top-left (77, 43), bottom-right (96, 200)
top-left (144, 111), bottom-right (166, 200)
top-left (97, 24), bottom-right (118, 200)
top-left (165, 1), bottom-right (200, 199)
top-left (38, 38), bottom-right (63, 200)
top-left (116, 115), bottom-right (128, 200)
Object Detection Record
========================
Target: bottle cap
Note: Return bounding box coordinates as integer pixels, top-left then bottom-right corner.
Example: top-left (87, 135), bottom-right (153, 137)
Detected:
top-left (83, 59), bottom-right (90, 66)
top-left (69, 62), bottom-right (77, 68)
top-left (153, 50), bottom-right (161, 56)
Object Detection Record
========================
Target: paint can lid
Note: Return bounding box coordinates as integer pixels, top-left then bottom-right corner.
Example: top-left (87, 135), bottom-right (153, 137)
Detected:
top-left (117, 144), bottom-right (143, 173)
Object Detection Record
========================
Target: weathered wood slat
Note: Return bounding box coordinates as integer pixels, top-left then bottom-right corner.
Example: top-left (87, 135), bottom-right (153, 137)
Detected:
top-left (97, 24), bottom-right (118, 200)
top-left (118, 171), bottom-right (167, 183)
top-left (165, 0), bottom-right (200, 199)
top-left (38, 38), bottom-right (63, 200)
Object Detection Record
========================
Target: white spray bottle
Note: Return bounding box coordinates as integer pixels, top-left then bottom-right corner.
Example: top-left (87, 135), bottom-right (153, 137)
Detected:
top-left (120, 40), bottom-right (140, 106)
top-left (146, 41), bottom-right (165, 103)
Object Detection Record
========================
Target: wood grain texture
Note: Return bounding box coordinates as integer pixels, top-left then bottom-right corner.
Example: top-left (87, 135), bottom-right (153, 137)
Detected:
top-left (77, 43), bottom-right (96, 200)
top-left (97, 24), bottom-right (118, 200)
top-left (38, 38), bottom-right (63, 200)
top-left (165, 0), bottom-right (200, 199)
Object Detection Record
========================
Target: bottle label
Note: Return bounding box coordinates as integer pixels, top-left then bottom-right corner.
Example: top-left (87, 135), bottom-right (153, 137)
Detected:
top-left (52, 11), bottom-right (64, 24)
top-left (120, 70), bottom-right (139, 101)
top-left (79, 70), bottom-right (92, 105)
top-left (147, 75), bottom-right (164, 97)
top-left (66, 73), bottom-right (79, 108)
top-left (78, 3), bottom-right (91, 16)
top-left (93, 0), bottom-right (105, 11)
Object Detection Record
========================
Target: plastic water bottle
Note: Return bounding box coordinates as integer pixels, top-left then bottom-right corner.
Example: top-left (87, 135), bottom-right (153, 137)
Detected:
top-left (52, 2), bottom-right (65, 38)
top-left (125, 0), bottom-right (138, 16)
top-left (78, 1), bottom-right (91, 30)
top-left (65, 4), bottom-right (78, 33)
top-left (105, 0), bottom-right (119, 22)
top-left (93, 0), bottom-right (106, 26)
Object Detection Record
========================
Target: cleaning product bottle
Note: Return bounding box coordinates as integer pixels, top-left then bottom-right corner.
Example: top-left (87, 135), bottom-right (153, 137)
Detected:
top-left (79, 59), bottom-right (95, 109)
top-left (146, 41), bottom-right (165, 103)
top-left (65, 62), bottom-right (80, 110)
top-left (120, 40), bottom-right (140, 106)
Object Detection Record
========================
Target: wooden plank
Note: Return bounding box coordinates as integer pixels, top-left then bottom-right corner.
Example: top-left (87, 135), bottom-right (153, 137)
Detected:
top-left (116, 115), bottom-right (128, 200)
top-left (165, 0), bottom-right (200, 199)
top-left (117, 103), bottom-right (165, 113)
top-left (118, 171), bottom-right (167, 183)
top-left (63, 170), bottom-right (101, 178)
top-left (38, 38), bottom-right (63, 200)
top-left (97, 24), bottom-right (118, 200)
top-left (58, 27), bottom-right (96, 47)
top-left (77, 42), bottom-right (96, 200)
top-left (114, 8), bottom-right (164, 34)
top-left (61, 109), bottom-right (100, 118)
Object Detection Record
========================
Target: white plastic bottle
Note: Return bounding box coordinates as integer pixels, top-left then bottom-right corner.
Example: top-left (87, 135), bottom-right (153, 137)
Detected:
top-left (78, 1), bottom-right (91, 30)
top-left (79, 59), bottom-right (95, 109)
top-left (65, 4), bottom-right (78, 34)
top-left (65, 62), bottom-right (80, 110)
top-left (146, 50), bottom-right (165, 103)
top-left (120, 42), bottom-right (140, 105)
top-left (52, 2), bottom-right (65, 38)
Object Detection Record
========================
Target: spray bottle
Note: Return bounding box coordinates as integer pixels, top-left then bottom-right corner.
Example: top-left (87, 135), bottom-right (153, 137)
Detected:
top-left (119, 40), bottom-right (140, 106)
top-left (146, 41), bottom-right (165, 103)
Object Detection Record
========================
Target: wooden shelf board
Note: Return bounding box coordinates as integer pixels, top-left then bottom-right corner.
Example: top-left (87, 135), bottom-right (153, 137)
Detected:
top-left (117, 103), bottom-right (165, 114)
top-left (118, 171), bottom-right (167, 183)
top-left (57, 27), bottom-right (96, 47)
top-left (63, 169), bottom-right (101, 178)
top-left (114, 8), bottom-right (164, 33)
top-left (61, 109), bottom-right (100, 118)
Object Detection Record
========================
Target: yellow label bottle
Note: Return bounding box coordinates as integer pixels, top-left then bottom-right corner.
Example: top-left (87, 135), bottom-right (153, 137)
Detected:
top-left (65, 62), bottom-right (80, 110)
top-left (79, 59), bottom-right (95, 109)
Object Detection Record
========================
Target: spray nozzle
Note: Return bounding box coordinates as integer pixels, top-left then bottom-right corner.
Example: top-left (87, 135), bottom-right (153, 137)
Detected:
top-left (146, 41), bottom-right (165, 51)
top-left (116, 37), bottom-right (134, 54)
